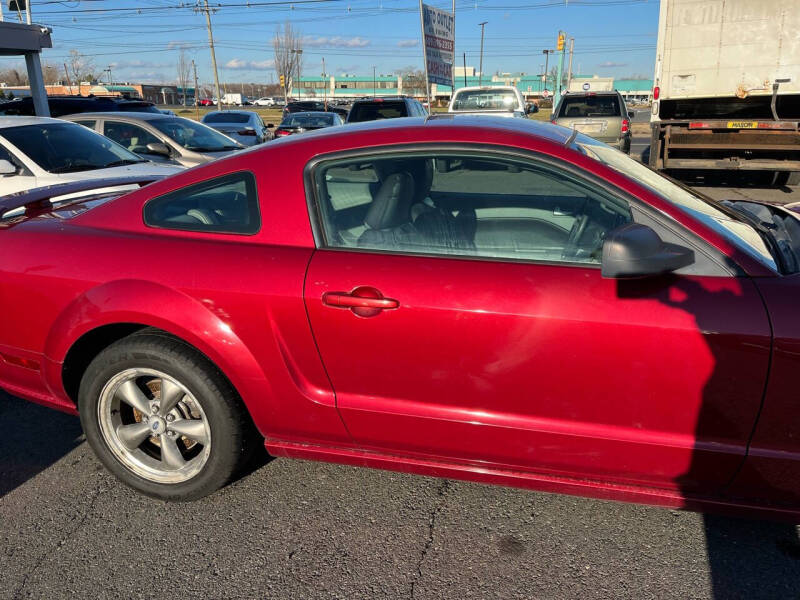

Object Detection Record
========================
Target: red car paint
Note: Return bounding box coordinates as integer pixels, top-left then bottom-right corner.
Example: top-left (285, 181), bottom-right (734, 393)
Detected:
top-left (0, 117), bottom-right (798, 520)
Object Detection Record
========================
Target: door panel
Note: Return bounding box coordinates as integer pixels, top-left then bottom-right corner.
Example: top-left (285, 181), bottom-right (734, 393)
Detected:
top-left (305, 250), bottom-right (771, 492)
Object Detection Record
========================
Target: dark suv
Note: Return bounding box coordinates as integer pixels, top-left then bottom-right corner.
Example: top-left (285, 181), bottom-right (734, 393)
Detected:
top-left (0, 96), bottom-right (161, 118)
top-left (283, 101), bottom-right (348, 119)
top-left (346, 96), bottom-right (428, 123)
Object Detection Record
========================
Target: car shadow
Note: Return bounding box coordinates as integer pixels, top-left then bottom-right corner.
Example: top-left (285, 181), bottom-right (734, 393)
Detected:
top-left (0, 390), bottom-right (84, 498)
top-left (618, 275), bottom-right (800, 599)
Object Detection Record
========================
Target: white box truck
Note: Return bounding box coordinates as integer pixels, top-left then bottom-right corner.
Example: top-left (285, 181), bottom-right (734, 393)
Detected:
top-left (221, 93), bottom-right (247, 106)
top-left (649, 0), bottom-right (800, 184)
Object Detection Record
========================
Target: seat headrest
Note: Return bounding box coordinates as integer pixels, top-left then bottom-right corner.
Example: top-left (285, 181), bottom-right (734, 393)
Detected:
top-left (365, 172), bottom-right (414, 230)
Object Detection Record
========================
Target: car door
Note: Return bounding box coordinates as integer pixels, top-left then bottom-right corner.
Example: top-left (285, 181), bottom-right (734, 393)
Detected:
top-left (303, 147), bottom-right (771, 493)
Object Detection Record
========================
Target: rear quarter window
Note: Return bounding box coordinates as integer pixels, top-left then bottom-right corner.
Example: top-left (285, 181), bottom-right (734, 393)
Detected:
top-left (144, 171), bottom-right (260, 235)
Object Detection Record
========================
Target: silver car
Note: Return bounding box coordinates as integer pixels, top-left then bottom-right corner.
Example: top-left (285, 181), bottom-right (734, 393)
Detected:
top-left (63, 112), bottom-right (244, 167)
top-left (552, 91), bottom-right (632, 154)
top-left (201, 110), bottom-right (273, 146)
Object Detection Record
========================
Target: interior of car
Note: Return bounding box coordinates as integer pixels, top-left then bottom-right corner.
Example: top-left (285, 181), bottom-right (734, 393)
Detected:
top-left (316, 154), bottom-right (632, 264)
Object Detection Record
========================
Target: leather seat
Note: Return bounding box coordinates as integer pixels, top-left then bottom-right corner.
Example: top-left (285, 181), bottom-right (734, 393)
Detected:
top-left (358, 172), bottom-right (422, 250)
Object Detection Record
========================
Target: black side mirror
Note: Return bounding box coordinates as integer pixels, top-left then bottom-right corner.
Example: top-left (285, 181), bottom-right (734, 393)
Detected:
top-left (602, 223), bottom-right (694, 279)
top-left (628, 110), bottom-right (635, 119)
top-left (525, 103), bottom-right (539, 114)
top-left (266, 123), bottom-right (274, 128)
top-left (145, 142), bottom-right (171, 157)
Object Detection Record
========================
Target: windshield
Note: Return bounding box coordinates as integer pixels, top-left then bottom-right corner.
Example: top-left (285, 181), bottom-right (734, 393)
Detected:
top-left (282, 113), bottom-right (335, 128)
top-left (149, 117), bottom-right (241, 152)
top-left (0, 122), bottom-right (145, 173)
top-left (572, 136), bottom-right (777, 271)
top-left (557, 95), bottom-right (621, 118)
top-left (451, 89), bottom-right (518, 111)
top-left (348, 102), bottom-right (407, 122)
top-left (204, 113), bottom-right (251, 124)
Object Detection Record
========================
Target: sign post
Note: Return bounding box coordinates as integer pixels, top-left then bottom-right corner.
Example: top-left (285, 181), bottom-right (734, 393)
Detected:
top-left (419, 2), bottom-right (454, 111)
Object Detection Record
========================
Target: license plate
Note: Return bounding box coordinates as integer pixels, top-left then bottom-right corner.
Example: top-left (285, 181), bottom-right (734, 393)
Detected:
top-left (573, 123), bottom-right (602, 133)
top-left (727, 121), bottom-right (758, 129)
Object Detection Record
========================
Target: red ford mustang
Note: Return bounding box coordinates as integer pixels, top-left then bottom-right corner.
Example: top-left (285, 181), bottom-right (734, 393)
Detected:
top-left (1, 117), bottom-right (799, 518)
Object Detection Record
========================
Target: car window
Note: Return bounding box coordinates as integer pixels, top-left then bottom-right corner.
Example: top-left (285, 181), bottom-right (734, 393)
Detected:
top-left (148, 118), bottom-right (241, 152)
top-left (312, 152), bottom-right (632, 265)
top-left (558, 95), bottom-right (621, 118)
top-left (144, 171), bottom-right (260, 235)
top-left (74, 120), bottom-right (96, 130)
top-left (203, 113), bottom-right (250, 124)
top-left (282, 113), bottom-right (335, 128)
top-left (347, 101), bottom-right (408, 122)
top-left (104, 121), bottom-right (162, 154)
top-left (0, 122), bottom-right (144, 173)
top-left (450, 90), bottom-right (519, 111)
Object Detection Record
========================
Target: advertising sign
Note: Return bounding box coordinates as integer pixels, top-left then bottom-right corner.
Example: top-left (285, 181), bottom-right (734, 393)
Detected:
top-left (421, 3), bottom-right (454, 86)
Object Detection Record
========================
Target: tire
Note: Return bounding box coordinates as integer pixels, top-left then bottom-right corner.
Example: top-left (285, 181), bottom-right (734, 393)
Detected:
top-left (78, 331), bottom-right (257, 501)
top-left (774, 172), bottom-right (800, 187)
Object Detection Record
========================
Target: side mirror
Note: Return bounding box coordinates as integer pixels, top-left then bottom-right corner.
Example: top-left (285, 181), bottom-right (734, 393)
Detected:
top-left (266, 123), bottom-right (274, 128)
top-left (0, 159), bottom-right (17, 176)
top-left (628, 110), bottom-right (635, 120)
top-left (145, 142), bottom-right (171, 157)
top-left (525, 103), bottom-right (539, 114)
top-left (602, 223), bottom-right (694, 278)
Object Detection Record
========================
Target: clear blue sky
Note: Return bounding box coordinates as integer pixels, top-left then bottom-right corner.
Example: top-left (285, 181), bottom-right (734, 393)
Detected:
top-left (2, 0), bottom-right (659, 85)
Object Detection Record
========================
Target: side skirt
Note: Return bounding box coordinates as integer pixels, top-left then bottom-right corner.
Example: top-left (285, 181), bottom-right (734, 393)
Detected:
top-left (265, 438), bottom-right (800, 523)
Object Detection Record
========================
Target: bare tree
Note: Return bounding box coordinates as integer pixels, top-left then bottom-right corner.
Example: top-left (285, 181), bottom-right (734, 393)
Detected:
top-left (176, 49), bottom-right (191, 106)
top-left (272, 22), bottom-right (303, 96)
top-left (41, 62), bottom-right (61, 86)
top-left (68, 49), bottom-right (96, 84)
top-left (0, 67), bottom-right (29, 86)
top-left (395, 67), bottom-right (426, 97)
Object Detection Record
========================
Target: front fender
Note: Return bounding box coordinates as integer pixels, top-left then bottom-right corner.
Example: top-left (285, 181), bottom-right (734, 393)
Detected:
top-left (42, 279), bottom-right (274, 432)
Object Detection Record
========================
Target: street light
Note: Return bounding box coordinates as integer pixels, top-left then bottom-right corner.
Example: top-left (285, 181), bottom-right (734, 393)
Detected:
top-left (478, 21), bottom-right (488, 87)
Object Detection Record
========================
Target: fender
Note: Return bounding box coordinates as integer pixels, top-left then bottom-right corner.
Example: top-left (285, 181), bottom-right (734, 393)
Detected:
top-left (42, 279), bottom-right (275, 433)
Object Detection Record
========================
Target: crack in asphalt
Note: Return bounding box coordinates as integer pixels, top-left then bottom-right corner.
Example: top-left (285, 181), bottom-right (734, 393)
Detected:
top-left (11, 480), bottom-right (109, 600)
top-left (410, 479), bottom-right (450, 600)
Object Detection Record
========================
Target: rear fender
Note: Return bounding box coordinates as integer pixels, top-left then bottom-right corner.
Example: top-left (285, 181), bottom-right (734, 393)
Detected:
top-left (42, 279), bottom-right (274, 432)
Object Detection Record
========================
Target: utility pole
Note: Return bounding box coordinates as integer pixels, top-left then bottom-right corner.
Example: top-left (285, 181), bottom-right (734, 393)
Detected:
top-left (291, 48), bottom-right (303, 100)
top-left (192, 59), bottom-right (200, 120)
top-left (555, 31), bottom-right (566, 99)
top-left (542, 49), bottom-right (551, 92)
top-left (106, 65), bottom-right (113, 86)
top-left (373, 66), bottom-right (376, 98)
top-left (478, 21), bottom-right (487, 87)
top-left (566, 37), bottom-right (575, 93)
top-left (322, 56), bottom-right (327, 109)
top-left (199, 0), bottom-right (222, 110)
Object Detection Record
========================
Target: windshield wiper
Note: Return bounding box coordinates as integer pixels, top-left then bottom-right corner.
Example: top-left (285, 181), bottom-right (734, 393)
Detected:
top-left (103, 159), bottom-right (146, 167)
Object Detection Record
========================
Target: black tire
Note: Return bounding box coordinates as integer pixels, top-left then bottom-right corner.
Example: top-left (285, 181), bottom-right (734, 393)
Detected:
top-left (78, 331), bottom-right (258, 501)
top-left (774, 172), bottom-right (800, 187)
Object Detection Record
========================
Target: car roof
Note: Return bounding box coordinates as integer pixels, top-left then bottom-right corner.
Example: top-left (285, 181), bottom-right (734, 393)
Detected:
top-left (284, 111), bottom-right (335, 117)
top-left (276, 115), bottom-right (570, 146)
top-left (454, 86), bottom-right (518, 92)
top-left (61, 111), bottom-right (174, 121)
top-left (0, 116), bottom-right (71, 128)
top-left (204, 110), bottom-right (253, 116)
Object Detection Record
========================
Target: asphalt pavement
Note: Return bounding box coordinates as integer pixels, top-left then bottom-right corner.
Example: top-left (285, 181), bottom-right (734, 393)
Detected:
top-left (3, 389), bottom-right (800, 599)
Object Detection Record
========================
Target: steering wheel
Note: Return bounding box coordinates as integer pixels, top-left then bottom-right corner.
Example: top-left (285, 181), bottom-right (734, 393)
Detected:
top-left (562, 200), bottom-right (590, 260)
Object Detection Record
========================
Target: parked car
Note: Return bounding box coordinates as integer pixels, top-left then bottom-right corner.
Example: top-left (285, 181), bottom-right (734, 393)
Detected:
top-left (0, 117), bottom-right (181, 196)
top-left (283, 101), bottom-right (348, 119)
top-left (551, 91), bottom-right (632, 154)
top-left (197, 98), bottom-right (214, 107)
top-left (63, 112), bottom-right (244, 167)
top-left (346, 96), bottom-right (427, 123)
top-left (4, 115), bottom-right (800, 520)
top-left (0, 95), bottom-right (161, 118)
top-left (201, 110), bottom-right (274, 145)
top-left (221, 93), bottom-right (248, 106)
top-left (273, 111), bottom-right (343, 137)
top-left (448, 86), bottom-right (537, 118)
top-left (252, 97), bottom-right (275, 107)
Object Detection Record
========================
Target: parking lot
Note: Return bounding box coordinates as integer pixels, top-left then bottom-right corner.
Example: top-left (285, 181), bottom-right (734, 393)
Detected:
top-left (3, 347), bottom-right (800, 600)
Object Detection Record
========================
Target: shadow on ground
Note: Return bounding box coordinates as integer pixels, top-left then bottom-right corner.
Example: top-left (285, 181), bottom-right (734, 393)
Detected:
top-left (0, 391), bottom-right (84, 498)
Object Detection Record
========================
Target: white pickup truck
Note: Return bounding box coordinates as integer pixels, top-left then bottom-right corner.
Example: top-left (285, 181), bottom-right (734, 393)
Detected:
top-left (448, 86), bottom-right (537, 118)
